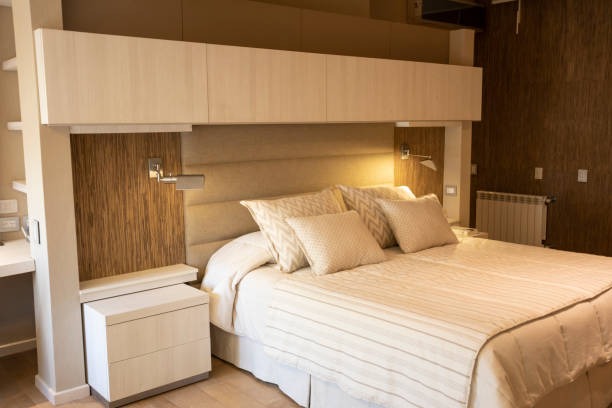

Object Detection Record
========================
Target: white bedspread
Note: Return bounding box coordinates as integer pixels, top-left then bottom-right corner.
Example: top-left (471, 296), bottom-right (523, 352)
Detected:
top-left (264, 239), bottom-right (612, 408)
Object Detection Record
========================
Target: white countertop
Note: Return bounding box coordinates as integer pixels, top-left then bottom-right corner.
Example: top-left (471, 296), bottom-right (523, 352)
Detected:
top-left (0, 239), bottom-right (35, 278)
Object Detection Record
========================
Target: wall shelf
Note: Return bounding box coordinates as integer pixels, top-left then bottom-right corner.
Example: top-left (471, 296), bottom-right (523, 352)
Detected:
top-left (12, 180), bottom-right (27, 194)
top-left (7, 121), bottom-right (22, 131)
top-left (2, 57), bottom-right (16, 71)
top-left (0, 239), bottom-right (34, 278)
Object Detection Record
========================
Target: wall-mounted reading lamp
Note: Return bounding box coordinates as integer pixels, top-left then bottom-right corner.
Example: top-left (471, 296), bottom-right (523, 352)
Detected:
top-left (148, 158), bottom-right (205, 190)
top-left (399, 144), bottom-right (437, 171)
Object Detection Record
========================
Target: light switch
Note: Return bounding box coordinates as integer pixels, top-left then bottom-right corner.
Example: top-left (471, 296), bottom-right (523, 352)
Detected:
top-left (445, 185), bottom-right (457, 196)
top-left (0, 199), bottom-right (18, 214)
top-left (471, 164), bottom-right (478, 176)
top-left (0, 216), bottom-right (20, 232)
top-left (534, 167), bottom-right (543, 180)
top-left (578, 169), bottom-right (588, 183)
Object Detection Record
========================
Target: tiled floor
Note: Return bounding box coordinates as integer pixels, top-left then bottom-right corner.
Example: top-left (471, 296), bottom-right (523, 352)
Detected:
top-left (0, 351), bottom-right (299, 408)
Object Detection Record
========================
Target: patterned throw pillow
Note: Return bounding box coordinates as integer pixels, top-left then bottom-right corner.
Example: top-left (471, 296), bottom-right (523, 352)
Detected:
top-left (286, 211), bottom-right (386, 275)
top-left (337, 185), bottom-right (416, 248)
top-left (377, 194), bottom-right (458, 253)
top-left (241, 189), bottom-right (345, 273)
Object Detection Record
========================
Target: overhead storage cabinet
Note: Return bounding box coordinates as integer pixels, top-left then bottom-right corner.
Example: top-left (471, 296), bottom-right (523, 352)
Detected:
top-left (35, 29), bottom-right (208, 125)
top-left (34, 29), bottom-right (482, 126)
top-left (326, 54), bottom-right (482, 122)
top-left (207, 44), bottom-right (326, 123)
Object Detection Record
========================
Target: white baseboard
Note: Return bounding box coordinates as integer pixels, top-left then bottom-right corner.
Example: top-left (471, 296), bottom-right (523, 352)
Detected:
top-left (35, 375), bottom-right (90, 405)
top-left (0, 337), bottom-right (36, 358)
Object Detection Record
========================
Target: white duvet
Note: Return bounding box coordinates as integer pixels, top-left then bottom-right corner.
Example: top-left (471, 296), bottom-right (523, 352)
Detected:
top-left (201, 232), bottom-right (274, 332)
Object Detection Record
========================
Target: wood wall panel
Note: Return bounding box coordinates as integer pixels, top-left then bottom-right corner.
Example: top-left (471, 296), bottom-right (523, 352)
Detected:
top-left (301, 9), bottom-right (391, 59)
top-left (71, 133), bottom-right (185, 281)
top-left (258, 0), bottom-right (370, 17)
top-left (63, 0), bottom-right (450, 64)
top-left (394, 127), bottom-right (445, 200)
top-left (61, 0), bottom-right (182, 41)
top-left (182, 0), bottom-right (302, 51)
top-left (389, 22), bottom-right (449, 63)
top-left (472, 0), bottom-right (611, 256)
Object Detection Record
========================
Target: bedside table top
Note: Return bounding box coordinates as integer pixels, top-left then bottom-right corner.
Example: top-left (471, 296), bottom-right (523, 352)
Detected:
top-left (452, 226), bottom-right (488, 239)
top-left (84, 284), bottom-right (209, 325)
top-left (79, 263), bottom-right (198, 303)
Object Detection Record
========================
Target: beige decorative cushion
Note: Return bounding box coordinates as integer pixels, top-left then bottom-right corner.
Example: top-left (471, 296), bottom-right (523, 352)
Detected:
top-left (286, 211), bottom-right (386, 275)
top-left (337, 185), bottom-right (416, 248)
top-left (377, 194), bottom-right (458, 253)
top-left (241, 189), bottom-right (345, 273)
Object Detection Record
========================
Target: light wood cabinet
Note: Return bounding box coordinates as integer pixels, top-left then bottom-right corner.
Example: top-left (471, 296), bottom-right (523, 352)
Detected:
top-left (326, 55), bottom-right (482, 122)
top-left (83, 284), bottom-right (211, 407)
top-left (207, 44), bottom-right (326, 123)
top-left (35, 29), bottom-right (208, 125)
top-left (34, 29), bottom-right (482, 127)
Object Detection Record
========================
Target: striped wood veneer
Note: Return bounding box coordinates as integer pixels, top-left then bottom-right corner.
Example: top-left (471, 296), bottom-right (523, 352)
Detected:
top-left (71, 133), bottom-right (185, 281)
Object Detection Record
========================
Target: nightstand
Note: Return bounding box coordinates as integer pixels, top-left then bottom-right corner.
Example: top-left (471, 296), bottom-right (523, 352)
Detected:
top-left (452, 226), bottom-right (488, 239)
top-left (83, 284), bottom-right (210, 407)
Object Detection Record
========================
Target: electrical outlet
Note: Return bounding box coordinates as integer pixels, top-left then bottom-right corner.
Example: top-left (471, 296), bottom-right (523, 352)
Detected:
top-left (578, 169), bottom-right (588, 183)
top-left (471, 164), bottom-right (478, 176)
top-left (534, 167), bottom-right (543, 180)
top-left (0, 199), bottom-right (18, 214)
top-left (0, 216), bottom-right (20, 232)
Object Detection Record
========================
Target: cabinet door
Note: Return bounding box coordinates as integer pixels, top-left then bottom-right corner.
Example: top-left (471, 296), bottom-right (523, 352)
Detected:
top-left (326, 55), bottom-right (482, 122)
top-left (35, 29), bottom-right (209, 125)
top-left (207, 44), bottom-right (326, 123)
top-left (326, 55), bottom-right (407, 122)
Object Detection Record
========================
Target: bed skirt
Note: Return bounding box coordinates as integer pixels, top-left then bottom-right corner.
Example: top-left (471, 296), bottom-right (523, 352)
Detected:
top-left (210, 325), bottom-right (612, 408)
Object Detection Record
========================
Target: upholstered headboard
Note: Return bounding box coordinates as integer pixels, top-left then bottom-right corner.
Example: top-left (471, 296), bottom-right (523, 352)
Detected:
top-left (182, 123), bottom-right (395, 278)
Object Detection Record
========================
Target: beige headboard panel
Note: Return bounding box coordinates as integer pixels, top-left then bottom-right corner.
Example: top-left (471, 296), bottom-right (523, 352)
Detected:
top-left (182, 123), bottom-right (395, 277)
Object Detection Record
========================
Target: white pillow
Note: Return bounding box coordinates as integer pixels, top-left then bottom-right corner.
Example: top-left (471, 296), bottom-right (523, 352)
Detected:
top-left (241, 189), bottom-right (345, 273)
top-left (337, 185), bottom-right (416, 248)
top-left (286, 211), bottom-right (386, 275)
top-left (202, 232), bottom-right (273, 331)
top-left (377, 194), bottom-right (458, 253)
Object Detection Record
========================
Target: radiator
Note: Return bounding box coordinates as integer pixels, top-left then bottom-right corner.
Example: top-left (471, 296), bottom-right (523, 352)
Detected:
top-left (476, 191), bottom-right (548, 246)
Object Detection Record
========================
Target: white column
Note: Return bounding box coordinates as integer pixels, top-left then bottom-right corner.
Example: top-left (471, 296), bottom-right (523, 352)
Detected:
top-left (12, 0), bottom-right (88, 403)
top-left (444, 29), bottom-right (475, 227)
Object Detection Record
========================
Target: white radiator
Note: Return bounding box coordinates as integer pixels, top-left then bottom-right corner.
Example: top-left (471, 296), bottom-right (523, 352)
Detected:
top-left (476, 191), bottom-right (548, 246)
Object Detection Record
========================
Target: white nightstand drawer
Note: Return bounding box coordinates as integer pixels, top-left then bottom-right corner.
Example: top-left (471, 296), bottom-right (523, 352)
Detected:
top-left (109, 338), bottom-right (211, 401)
top-left (83, 283), bottom-right (211, 406)
top-left (107, 304), bottom-right (210, 363)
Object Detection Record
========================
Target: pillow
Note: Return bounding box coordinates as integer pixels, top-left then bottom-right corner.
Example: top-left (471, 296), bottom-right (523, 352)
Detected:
top-left (337, 185), bottom-right (416, 248)
top-left (286, 211), bottom-right (386, 275)
top-left (241, 189), bottom-right (345, 272)
top-left (377, 194), bottom-right (458, 253)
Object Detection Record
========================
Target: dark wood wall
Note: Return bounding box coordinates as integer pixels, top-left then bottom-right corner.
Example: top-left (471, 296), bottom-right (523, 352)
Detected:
top-left (472, 0), bottom-right (611, 256)
top-left (71, 133), bottom-right (185, 281)
top-left (394, 127), bottom-right (445, 200)
top-left (62, 0), bottom-right (450, 63)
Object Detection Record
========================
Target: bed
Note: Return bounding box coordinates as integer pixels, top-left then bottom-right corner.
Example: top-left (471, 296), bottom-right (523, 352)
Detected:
top-left (181, 125), bottom-right (612, 408)
top-left (203, 232), bottom-right (612, 408)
